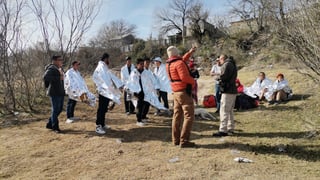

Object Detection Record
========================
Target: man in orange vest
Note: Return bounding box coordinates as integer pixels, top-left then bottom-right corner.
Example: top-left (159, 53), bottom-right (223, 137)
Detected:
top-left (166, 46), bottom-right (196, 148)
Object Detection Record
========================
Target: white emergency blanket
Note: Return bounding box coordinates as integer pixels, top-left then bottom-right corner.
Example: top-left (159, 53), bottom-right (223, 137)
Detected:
top-left (64, 68), bottom-right (96, 107)
top-left (153, 63), bottom-right (172, 93)
top-left (126, 69), bottom-right (167, 110)
top-left (92, 61), bottom-right (124, 104)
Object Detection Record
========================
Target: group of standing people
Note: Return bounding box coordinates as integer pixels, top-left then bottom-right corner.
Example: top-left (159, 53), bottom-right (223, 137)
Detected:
top-left (43, 46), bottom-right (291, 149)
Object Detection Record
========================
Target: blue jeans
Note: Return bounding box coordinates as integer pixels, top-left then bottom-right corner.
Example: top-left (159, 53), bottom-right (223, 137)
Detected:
top-left (66, 98), bottom-right (77, 118)
top-left (49, 96), bottom-right (64, 129)
top-left (215, 84), bottom-right (221, 111)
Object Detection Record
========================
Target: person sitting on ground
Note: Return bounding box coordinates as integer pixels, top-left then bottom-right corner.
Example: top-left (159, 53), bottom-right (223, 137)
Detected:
top-left (244, 72), bottom-right (273, 103)
top-left (266, 73), bottom-right (293, 105)
top-left (64, 60), bottom-right (96, 123)
top-left (235, 78), bottom-right (258, 110)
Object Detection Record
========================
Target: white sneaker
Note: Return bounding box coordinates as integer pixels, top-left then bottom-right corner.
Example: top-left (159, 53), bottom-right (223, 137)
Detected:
top-left (103, 125), bottom-right (111, 130)
top-left (95, 125), bottom-right (106, 134)
top-left (66, 118), bottom-right (74, 123)
top-left (136, 122), bottom-right (145, 127)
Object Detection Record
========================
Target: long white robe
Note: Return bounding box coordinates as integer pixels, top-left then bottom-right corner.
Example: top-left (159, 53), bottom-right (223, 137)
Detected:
top-left (264, 79), bottom-right (292, 100)
top-left (153, 64), bottom-right (172, 93)
top-left (92, 61), bottom-right (124, 104)
top-left (244, 77), bottom-right (273, 98)
top-left (126, 69), bottom-right (166, 110)
top-left (64, 68), bottom-right (96, 107)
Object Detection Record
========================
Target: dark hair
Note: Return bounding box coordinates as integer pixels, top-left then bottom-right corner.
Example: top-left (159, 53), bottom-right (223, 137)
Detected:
top-left (144, 57), bottom-right (150, 61)
top-left (136, 58), bottom-right (144, 64)
top-left (72, 60), bottom-right (80, 66)
top-left (101, 53), bottom-right (109, 61)
top-left (51, 55), bottom-right (62, 61)
top-left (125, 56), bottom-right (131, 60)
top-left (259, 72), bottom-right (266, 77)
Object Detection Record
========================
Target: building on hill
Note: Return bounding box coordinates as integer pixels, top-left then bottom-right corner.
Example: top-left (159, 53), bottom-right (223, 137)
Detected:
top-left (110, 34), bottom-right (135, 53)
top-left (167, 20), bottom-right (226, 45)
top-left (229, 18), bottom-right (258, 33)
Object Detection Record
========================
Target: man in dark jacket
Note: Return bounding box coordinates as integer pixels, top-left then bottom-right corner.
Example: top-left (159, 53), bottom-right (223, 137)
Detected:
top-left (213, 55), bottom-right (238, 137)
top-left (43, 55), bottom-right (65, 133)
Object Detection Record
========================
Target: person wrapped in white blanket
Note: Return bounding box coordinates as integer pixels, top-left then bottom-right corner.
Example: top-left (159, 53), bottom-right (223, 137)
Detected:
top-left (244, 72), bottom-right (273, 103)
top-left (92, 53), bottom-right (124, 134)
top-left (153, 57), bottom-right (172, 115)
top-left (125, 58), bottom-right (167, 127)
top-left (64, 60), bottom-right (96, 123)
top-left (265, 73), bottom-right (293, 105)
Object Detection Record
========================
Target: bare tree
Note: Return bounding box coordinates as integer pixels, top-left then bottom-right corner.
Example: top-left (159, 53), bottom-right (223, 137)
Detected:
top-left (187, 1), bottom-right (209, 43)
top-left (29, 0), bottom-right (101, 64)
top-left (229, 0), bottom-right (275, 32)
top-left (0, 0), bottom-right (25, 113)
top-left (273, 0), bottom-right (320, 81)
top-left (157, 0), bottom-right (196, 45)
top-left (93, 19), bottom-right (137, 49)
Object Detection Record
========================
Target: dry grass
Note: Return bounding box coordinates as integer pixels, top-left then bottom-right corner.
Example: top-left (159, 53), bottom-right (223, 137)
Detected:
top-left (1, 65), bottom-right (320, 179)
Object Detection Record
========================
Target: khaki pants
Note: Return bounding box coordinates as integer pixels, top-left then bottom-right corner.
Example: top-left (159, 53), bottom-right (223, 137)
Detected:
top-left (219, 93), bottom-right (237, 133)
top-left (172, 91), bottom-right (195, 145)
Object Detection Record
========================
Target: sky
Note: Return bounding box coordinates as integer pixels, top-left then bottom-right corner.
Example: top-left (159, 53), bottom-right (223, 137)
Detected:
top-left (86, 0), bottom-right (233, 41)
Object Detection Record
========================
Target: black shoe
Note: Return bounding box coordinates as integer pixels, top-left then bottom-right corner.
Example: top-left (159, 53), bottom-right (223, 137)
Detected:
top-left (52, 128), bottom-right (61, 133)
top-left (212, 131), bottom-right (228, 137)
top-left (180, 141), bottom-right (196, 148)
top-left (228, 130), bottom-right (235, 136)
top-left (268, 101), bottom-right (274, 105)
top-left (46, 122), bottom-right (52, 129)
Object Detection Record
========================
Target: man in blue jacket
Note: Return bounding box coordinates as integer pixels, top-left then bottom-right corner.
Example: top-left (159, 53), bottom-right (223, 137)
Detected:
top-left (43, 55), bottom-right (65, 133)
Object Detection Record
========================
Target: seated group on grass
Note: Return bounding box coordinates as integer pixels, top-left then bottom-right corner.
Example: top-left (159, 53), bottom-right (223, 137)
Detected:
top-left (241, 72), bottom-right (292, 106)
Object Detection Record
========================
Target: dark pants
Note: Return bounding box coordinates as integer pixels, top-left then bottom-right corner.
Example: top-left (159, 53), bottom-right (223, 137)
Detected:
top-left (66, 98), bottom-right (77, 118)
top-left (142, 102), bottom-right (150, 119)
top-left (136, 93), bottom-right (147, 122)
top-left (47, 96), bottom-right (64, 129)
top-left (124, 91), bottom-right (135, 113)
top-left (215, 84), bottom-right (221, 111)
top-left (96, 94), bottom-right (110, 126)
top-left (158, 91), bottom-right (169, 112)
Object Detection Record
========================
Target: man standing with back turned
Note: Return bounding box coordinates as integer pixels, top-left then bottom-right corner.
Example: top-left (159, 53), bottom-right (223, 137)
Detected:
top-left (213, 55), bottom-right (238, 137)
top-left (166, 46), bottom-right (196, 148)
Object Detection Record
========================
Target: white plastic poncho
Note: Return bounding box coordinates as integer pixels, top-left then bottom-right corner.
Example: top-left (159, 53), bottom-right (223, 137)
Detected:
top-left (92, 61), bottom-right (124, 104)
top-left (64, 68), bottom-right (96, 107)
top-left (264, 79), bottom-right (292, 101)
top-left (126, 69), bottom-right (167, 110)
top-left (153, 63), bottom-right (172, 93)
top-left (244, 77), bottom-right (273, 98)
top-left (120, 64), bottom-right (135, 84)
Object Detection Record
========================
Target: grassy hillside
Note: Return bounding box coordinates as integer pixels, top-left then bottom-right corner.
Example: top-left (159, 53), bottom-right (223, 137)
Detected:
top-left (1, 65), bottom-right (319, 179)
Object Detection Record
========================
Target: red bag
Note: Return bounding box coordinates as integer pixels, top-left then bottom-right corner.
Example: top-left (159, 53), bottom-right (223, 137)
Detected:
top-left (202, 95), bottom-right (216, 108)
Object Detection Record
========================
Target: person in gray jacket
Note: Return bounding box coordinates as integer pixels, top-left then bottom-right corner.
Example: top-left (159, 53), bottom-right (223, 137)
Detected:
top-left (43, 55), bottom-right (65, 133)
top-left (213, 55), bottom-right (238, 137)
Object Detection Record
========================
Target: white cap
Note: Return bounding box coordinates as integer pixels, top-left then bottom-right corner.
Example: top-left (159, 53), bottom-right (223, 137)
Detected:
top-left (153, 57), bottom-right (162, 62)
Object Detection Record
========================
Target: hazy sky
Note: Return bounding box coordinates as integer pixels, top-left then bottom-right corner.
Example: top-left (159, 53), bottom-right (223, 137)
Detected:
top-left (86, 0), bottom-right (232, 40)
